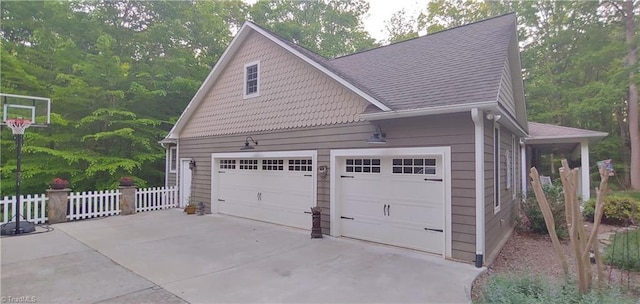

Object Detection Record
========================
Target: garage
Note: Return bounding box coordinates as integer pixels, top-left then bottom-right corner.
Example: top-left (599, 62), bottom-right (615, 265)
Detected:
top-left (211, 151), bottom-right (317, 230)
top-left (330, 147), bottom-right (451, 256)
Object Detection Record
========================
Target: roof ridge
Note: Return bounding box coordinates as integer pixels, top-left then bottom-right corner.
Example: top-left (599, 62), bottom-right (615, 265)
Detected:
top-left (331, 12), bottom-right (516, 61)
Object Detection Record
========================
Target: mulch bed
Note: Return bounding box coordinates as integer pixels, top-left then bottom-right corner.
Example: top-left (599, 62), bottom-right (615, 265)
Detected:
top-left (471, 225), bottom-right (640, 301)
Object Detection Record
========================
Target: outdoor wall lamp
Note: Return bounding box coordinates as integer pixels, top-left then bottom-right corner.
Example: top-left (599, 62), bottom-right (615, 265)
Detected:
top-left (366, 126), bottom-right (387, 144)
top-left (240, 136), bottom-right (258, 150)
top-left (486, 113), bottom-right (502, 121)
top-left (189, 160), bottom-right (196, 170)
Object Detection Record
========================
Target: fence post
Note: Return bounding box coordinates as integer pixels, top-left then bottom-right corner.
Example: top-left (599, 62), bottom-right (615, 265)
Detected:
top-left (47, 188), bottom-right (70, 224)
top-left (119, 186), bottom-right (136, 215)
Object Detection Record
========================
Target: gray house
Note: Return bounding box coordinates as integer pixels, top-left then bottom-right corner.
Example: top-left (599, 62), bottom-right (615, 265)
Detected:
top-left (160, 13), bottom-right (605, 267)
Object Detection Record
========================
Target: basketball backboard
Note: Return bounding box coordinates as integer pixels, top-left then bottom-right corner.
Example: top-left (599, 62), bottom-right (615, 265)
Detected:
top-left (0, 93), bottom-right (50, 127)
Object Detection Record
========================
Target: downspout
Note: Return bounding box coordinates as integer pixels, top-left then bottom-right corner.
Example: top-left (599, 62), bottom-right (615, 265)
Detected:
top-left (471, 108), bottom-right (485, 268)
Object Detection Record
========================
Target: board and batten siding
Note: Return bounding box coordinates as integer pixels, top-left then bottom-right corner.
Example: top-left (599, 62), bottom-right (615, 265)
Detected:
top-left (484, 119), bottom-right (520, 264)
top-left (178, 113), bottom-right (477, 262)
top-left (179, 31), bottom-right (369, 138)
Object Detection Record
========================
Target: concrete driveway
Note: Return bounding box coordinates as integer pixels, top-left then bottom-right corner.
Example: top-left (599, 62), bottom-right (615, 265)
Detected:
top-left (2, 209), bottom-right (483, 303)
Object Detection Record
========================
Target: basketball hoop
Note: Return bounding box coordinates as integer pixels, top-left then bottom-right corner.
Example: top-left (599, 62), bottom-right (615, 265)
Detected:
top-left (5, 118), bottom-right (32, 135)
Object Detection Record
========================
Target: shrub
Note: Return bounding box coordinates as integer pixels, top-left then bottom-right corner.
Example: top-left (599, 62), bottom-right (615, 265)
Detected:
top-left (475, 274), bottom-right (636, 304)
top-left (521, 183), bottom-right (568, 239)
top-left (583, 194), bottom-right (640, 226)
top-left (604, 229), bottom-right (640, 272)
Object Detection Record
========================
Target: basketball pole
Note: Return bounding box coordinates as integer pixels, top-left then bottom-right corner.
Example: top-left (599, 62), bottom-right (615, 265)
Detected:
top-left (14, 131), bottom-right (23, 234)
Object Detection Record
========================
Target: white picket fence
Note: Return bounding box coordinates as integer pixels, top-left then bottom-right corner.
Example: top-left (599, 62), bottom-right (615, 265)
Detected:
top-left (0, 194), bottom-right (48, 225)
top-left (136, 186), bottom-right (178, 212)
top-left (0, 186), bottom-right (178, 225)
top-left (68, 189), bottom-right (120, 220)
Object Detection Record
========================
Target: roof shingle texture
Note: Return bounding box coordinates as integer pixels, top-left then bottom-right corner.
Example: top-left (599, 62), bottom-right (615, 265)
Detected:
top-left (528, 122), bottom-right (608, 139)
top-left (329, 14), bottom-right (516, 111)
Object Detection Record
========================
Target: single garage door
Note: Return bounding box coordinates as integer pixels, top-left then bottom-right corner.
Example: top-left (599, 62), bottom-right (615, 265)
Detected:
top-left (215, 157), bottom-right (314, 229)
top-left (338, 155), bottom-right (445, 254)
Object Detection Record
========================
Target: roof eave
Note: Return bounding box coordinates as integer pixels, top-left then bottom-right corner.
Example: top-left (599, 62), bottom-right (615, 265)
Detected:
top-left (525, 133), bottom-right (609, 145)
top-left (361, 101), bottom-right (497, 120)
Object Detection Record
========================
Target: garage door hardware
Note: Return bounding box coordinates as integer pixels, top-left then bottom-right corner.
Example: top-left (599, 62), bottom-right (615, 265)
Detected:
top-left (217, 199), bottom-right (225, 202)
top-left (304, 174), bottom-right (312, 177)
top-left (341, 216), bottom-right (354, 220)
top-left (424, 178), bottom-right (443, 182)
top-left (257, 192), bottom-right (262, 201)
top-left (340, 175), bottom-right (354, 178)
top-left (424, 228), bottom-right (443, 232)
top-left (383, 204), bottom-right (391, 216)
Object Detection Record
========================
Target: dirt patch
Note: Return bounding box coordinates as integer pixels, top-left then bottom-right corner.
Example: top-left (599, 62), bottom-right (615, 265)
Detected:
top-left (471, 225), bottom-right (640, 300)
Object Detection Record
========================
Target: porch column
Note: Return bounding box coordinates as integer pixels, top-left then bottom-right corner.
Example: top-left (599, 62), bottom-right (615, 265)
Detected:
top-left (580, 140), bottom-right (590, 201)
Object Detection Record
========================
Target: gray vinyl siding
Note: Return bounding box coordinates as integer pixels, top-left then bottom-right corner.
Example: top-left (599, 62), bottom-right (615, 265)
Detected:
top-left (484, 120), bottom-right (519, 263)
top-left (497, 57), bottom-right (516, 117)
top-left (178, 112), bottom-right (477, 262)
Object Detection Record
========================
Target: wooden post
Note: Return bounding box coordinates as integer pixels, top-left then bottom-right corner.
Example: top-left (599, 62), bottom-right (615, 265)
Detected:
top-left (529, 167), bottom-right (569, 277)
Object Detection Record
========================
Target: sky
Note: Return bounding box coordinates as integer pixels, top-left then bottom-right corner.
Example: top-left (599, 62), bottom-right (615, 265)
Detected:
top-left (363, 0), bottom-right (424, 41)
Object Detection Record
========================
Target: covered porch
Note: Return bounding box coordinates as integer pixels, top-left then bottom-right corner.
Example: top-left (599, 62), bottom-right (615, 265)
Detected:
top-left (521, 122), bottom-right (608, 201)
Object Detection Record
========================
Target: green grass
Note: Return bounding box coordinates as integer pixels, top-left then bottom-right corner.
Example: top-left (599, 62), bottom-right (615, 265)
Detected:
top-left (605, 229), bottom-right (640, 272)
top-left (475, 274), bottom-right (638, 304)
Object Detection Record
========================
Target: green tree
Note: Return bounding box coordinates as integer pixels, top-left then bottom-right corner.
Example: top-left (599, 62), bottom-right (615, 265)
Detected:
top-left (384, 9), bottom-right (419, 44)
top-left (249, 0), bottom-right (378, 57)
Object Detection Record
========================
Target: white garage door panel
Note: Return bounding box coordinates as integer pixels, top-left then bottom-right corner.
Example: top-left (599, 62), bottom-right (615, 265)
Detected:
top-left (338, 154), bottom-right (445, 254)
top-left (215, 156), bottom-right (314, 230)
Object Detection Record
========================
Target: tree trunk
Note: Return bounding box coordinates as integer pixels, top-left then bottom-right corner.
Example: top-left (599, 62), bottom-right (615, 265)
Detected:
top-left (625, 0), bottom-right (640, 190)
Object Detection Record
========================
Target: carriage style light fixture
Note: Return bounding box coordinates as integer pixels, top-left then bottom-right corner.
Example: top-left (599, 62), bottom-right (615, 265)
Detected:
top-left (240, 136), bottom-right (258, 150)
top-left (486, 113), bottom-right (502, 121)
top-left (366, 126), bottom-right (387, 144)
top-left (189, 160), bottom-right (196, 170)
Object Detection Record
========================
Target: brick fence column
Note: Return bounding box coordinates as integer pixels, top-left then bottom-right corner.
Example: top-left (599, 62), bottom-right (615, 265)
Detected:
top-left (46, 189), bottom-right (70, 224)
top-left (119, 186), bottom-right (137, 215)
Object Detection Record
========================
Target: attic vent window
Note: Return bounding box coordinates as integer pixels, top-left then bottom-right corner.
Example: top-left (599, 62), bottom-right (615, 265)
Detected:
top-left (244, 61), bottom-right (260, 98)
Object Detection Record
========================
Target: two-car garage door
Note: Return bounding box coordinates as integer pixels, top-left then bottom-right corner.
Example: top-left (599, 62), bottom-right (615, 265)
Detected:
top-left (213, 154), bottom-right (315, 230)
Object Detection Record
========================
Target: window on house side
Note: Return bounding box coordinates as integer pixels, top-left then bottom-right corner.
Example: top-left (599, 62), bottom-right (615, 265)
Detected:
top-left (244, 61), bottom-right (259, 98)
top-left (169, 146), bottom-right (177, 173)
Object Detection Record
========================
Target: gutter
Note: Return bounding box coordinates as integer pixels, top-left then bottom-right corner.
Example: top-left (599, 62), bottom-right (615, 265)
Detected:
top-left (471, 108), bottom-right (485, 268)
top-left (361, 101), bottom-right (496, 120)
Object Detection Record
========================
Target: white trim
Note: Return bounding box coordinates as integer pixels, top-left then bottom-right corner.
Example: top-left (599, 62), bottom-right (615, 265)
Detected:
top-left (329, 146), bottom-right (452, 259)
top-left (243, 60), bottom-right (260, 99)
top-left (470, 109), bottom-right (485, 264)
top-left (361, 101), bottom-right (496, 120)
top-left (169, 146), bottom-right (177, 173)
top-left (210, 150), bottom-right (318, 214)
top-left (165, 147), bottom-right (169, 188)
top-left (512, 135), bottom-right (517, 199)
top-left (493, 123), bottom-right (501, 214)
top-left (521, 141), bottom-right (527, 200)
top-left (580, 140), bottom-right (590, 201)
top-left (506, 149), bottom-right (512, 190)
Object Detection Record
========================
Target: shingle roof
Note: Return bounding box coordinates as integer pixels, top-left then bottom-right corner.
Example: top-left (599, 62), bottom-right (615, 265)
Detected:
top-left (528, 122), bottom-right (608, 140)
top-left (329, 13), bottom-right (517, 111)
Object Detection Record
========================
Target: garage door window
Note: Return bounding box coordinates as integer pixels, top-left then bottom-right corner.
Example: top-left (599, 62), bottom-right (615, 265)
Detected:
top-left (262, 159), bottom-right (284, 171)
top-left (392, 158), bottom-right (436, 175)
top-left (289, 159), bottom-right (312, 171)
top-left (345, 159), bottom-right (381, 173)
top-left (220, 159), bottom-right (236, 169)
top-left (239, 159), bottom-right (258, 170)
